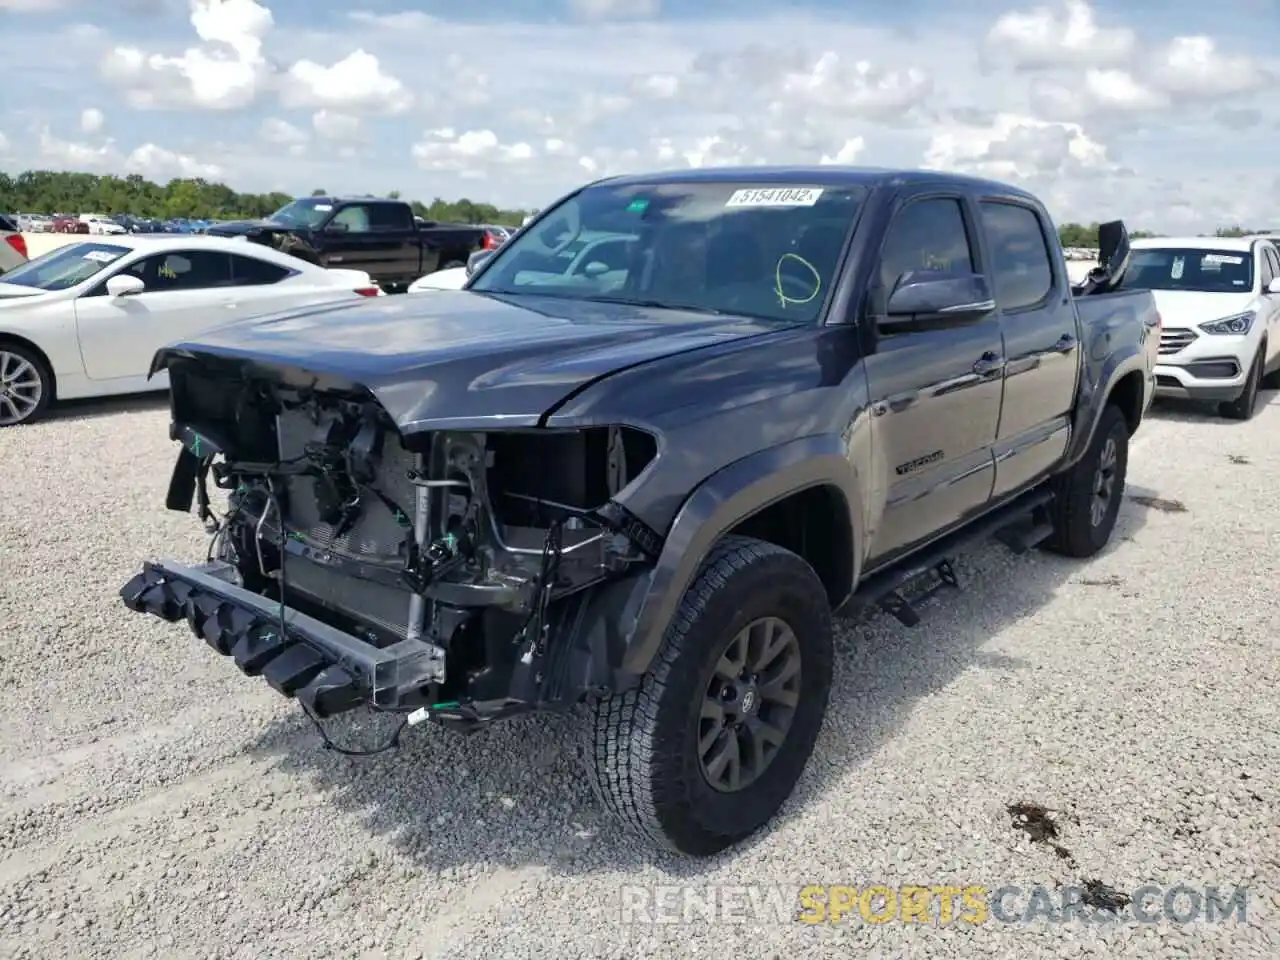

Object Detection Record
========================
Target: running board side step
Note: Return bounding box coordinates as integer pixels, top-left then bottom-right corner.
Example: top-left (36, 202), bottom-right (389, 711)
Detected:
top-left (848, 487), bottom-right (1055, 627)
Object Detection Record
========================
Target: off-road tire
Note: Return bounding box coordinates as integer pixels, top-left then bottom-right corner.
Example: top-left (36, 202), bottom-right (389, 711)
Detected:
top-left (583, 535), bottom-right (834, 856)
top-left (1220, 347), bottom-right (1264, 420)
top-left (1043, 403), bottom-right (1129, 558)
top-left (0, 341), bottom-right (53, 427)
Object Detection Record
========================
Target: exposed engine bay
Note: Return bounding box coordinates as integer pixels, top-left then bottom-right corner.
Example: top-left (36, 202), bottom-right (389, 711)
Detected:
top-left (151, 366), bottom-right (662, 724)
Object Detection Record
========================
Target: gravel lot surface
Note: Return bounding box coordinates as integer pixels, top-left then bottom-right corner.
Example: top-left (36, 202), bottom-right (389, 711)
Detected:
top-left (1, 390), bottom-right (1277, 960)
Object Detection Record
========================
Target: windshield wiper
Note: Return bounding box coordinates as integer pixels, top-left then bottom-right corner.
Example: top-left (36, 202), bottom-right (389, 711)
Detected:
top-left (577, 295), bottom-right (729, 315)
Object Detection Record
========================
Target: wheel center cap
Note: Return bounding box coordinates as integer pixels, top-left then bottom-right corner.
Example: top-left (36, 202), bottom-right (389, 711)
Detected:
top-left (740, 687), bottom-right (758, 715)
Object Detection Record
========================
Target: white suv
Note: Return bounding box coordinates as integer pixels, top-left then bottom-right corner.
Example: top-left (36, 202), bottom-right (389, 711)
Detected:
top-left (0, 214), bottom-right (28, 275)
top-left (1121, 236), bottom-right (1280, 420)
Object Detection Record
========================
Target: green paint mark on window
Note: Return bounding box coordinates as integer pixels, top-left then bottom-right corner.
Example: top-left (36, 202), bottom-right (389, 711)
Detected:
top-left (626, 197), bottom-right (649, 214)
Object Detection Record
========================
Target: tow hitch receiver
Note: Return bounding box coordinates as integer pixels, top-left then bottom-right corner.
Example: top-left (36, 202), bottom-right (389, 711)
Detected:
top-left (119, 559), bottom-right (441, 718)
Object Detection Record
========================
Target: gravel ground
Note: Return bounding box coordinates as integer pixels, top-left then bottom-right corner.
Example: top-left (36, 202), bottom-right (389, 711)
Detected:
top-left (1, 390), bottom-right (1277, 960)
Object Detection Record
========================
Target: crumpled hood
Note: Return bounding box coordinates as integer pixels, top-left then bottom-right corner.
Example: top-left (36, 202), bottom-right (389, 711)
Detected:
top-left (153, 291), bottom-right (792, 433)
top-left (205, 219), bottom-right (286, 236)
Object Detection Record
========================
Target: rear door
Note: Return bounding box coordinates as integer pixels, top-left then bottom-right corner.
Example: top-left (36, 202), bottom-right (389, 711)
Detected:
top-left (1260, 244), bottom-right (1280, 370)
top-left (977, 199), bottom-right (1078, 499)
top-left (74, 249), bottom-right (235, 380)
top-left (861, 189), bottom-right (1004, 567)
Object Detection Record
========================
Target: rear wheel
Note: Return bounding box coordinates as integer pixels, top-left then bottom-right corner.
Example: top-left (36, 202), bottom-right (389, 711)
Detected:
top-left (1219, 347), bottom-right (1263, 420)
top-left (1043, 403), bottom-right (1129, 558)
top-left (0, 343), bottom-right (52, 427)
top-left (583, 536), bottom-right (834, 856)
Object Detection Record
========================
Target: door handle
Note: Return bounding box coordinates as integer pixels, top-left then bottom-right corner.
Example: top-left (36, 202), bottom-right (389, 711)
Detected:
top-left (1052, 334), bottom-right (1077, 352)
top-left (972, 352), bottom-right (1004, 377)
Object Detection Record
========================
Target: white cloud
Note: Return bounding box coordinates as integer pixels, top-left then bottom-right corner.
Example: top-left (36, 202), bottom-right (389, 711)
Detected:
top-left (280, 50), bottom-right (412, 114)
top-left (411, 128), bottom-right (536, 177)
top-left (820, 138), bottom-right (865, 165)
top-left (0, 132), bottom-right (11, 156)
top-left (100, 0), bottom-right (273, 109)
top-left (1147, 36), bottom-right (1269, 98)
top-left (33, 128), bottom-right (222, 180)
top-left (311, 109), bottom-right (362, 142)
top-left (985, 0), bottom-right (1134, 70)
top-left (923, 113), bottom-right (1116, 182)
top-left (258, 117), bottom-right (307, 145)
top-left (79, 108), bottom-right (105, 134)
top-left (4, 0), bottom-right (1277, 230)
top-left (568, 0), bottom-right (660, 21)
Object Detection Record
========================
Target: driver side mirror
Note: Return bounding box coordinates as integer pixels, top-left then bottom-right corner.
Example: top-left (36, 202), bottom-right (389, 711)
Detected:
top-left (879, 273), bottom-right (994, 332)
top-left (106, 274), bottom-right (145, 297)
top-left (466, 250), bottom-right (495, 277)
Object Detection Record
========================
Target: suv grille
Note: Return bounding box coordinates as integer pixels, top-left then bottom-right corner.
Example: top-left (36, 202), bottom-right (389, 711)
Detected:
top-left (1159, 328), bottom-right (1198, 356)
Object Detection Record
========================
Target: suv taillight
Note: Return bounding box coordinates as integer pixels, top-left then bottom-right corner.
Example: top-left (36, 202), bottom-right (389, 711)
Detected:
top-left (483, 231), bottom-right (500, 250)
top-left (355, 286), bottom-right (380, 297)
top-left (5, 234), bottom-right (27, 259)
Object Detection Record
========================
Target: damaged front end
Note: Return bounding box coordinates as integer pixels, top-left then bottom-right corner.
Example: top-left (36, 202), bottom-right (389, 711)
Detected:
top-left (121, 359), bottom-right (664, 728)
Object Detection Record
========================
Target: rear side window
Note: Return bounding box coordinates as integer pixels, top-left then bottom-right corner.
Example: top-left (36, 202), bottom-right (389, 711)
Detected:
top-left (980, 202), bottom-right (1054, 311)
top-left (878, 198), bottom-right (975, 295)
top-left (230, 254), bottom-right (292, 285)
top-left (368, 203), bottom-right (413, 231)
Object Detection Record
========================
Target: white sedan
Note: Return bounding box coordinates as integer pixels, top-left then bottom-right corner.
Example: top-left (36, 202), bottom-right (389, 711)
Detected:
top-left (406, 266), bottom-right (468, 293)
top-left (0, 235), bottom-right (383, 426)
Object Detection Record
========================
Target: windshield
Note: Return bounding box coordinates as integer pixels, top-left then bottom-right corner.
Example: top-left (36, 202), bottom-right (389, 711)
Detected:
top-left (468, 181), bottom-right (866, 322)
top-left (0, 242), bottom-right (130, 290)
top-left (1119, 247), bottom-right (1255, 294)
top-left (268, 198), bottom-right (334, 228)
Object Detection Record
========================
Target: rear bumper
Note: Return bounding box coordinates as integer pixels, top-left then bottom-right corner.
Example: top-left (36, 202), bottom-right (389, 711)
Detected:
top-left (119, 560), bottom-right (445, 717)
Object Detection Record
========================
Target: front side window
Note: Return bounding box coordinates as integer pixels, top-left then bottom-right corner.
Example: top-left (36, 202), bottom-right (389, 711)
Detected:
top-left (468, 181), bottom-right (866, 323)
top-left (980, 201), bottom-right (1054, 310)
top-left (118, 250), bottom-right (233, 292)
top-left (1118, 248), bottom-right (1254, 294)
top-left (330, 205), bottom-right (373, 233)
top-left (1, 242), bottom-right (130, 290)
top-left (878, 197), bottom-right (976, 295)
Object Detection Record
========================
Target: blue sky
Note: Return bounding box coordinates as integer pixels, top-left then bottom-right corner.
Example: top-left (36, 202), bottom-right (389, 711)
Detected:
top-left (1, 0), bottom-right (1277, 230)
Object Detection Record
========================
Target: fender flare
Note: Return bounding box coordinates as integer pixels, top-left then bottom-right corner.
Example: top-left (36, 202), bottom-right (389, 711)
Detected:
top-left (1062, 348), bottom-right (1148, 469)
top-left (614, 433), bottom-right (865, 682)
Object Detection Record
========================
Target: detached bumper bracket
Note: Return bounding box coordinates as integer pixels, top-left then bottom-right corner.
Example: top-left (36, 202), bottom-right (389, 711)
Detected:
top-left (119, 560), bottom-right (440, 717)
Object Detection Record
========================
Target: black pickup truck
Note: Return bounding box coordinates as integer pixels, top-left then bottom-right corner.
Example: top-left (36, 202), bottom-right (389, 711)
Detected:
top-left (206, 196), bottom-right (486, 291)
top-left (121, 167), bottom-right (1160, 857)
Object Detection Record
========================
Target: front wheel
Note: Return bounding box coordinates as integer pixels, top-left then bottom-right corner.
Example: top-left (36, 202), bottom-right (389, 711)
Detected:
top-left (1219, 347), bottom-right (1263, 420)
top-left (1043, 403), bottom-right (1129, 558)
top-left (0, 344), bottom-right (52, 427)
top-left (583, 536), bottom-right (834, 856)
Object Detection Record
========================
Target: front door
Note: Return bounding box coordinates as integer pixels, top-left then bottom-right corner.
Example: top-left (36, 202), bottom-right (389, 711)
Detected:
top-left (320, 203), bottom-right (419, 282)
top-left (74, 249), bottom-right (236, 380)
top-left (978, 199), bottom-right (1078, 499)
top-left (862, 192), bottom-right (1004, 568)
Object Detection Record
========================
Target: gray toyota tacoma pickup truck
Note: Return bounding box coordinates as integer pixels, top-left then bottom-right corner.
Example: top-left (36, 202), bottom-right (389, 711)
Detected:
top-left (121, 167), bottom-right (1160, 856)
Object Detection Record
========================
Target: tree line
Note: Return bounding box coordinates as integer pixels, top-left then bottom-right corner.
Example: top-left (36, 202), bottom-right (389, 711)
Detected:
top-left (0, 170), bottom-right (531, 226)
top-left (1, 169), bottom-right (1272, 239)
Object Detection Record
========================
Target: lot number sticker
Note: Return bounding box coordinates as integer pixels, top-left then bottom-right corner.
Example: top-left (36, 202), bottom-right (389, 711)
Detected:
top-left (82, 250), bottom-right (119, 262)
top-left (1202, 254), bottom-right (1243, 265)
top-left (725, 187), bottom-right (824, 208)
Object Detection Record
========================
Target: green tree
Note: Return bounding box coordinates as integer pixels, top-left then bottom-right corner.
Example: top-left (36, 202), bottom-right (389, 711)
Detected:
top-left (0, 169), bottom-right (531, 225)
